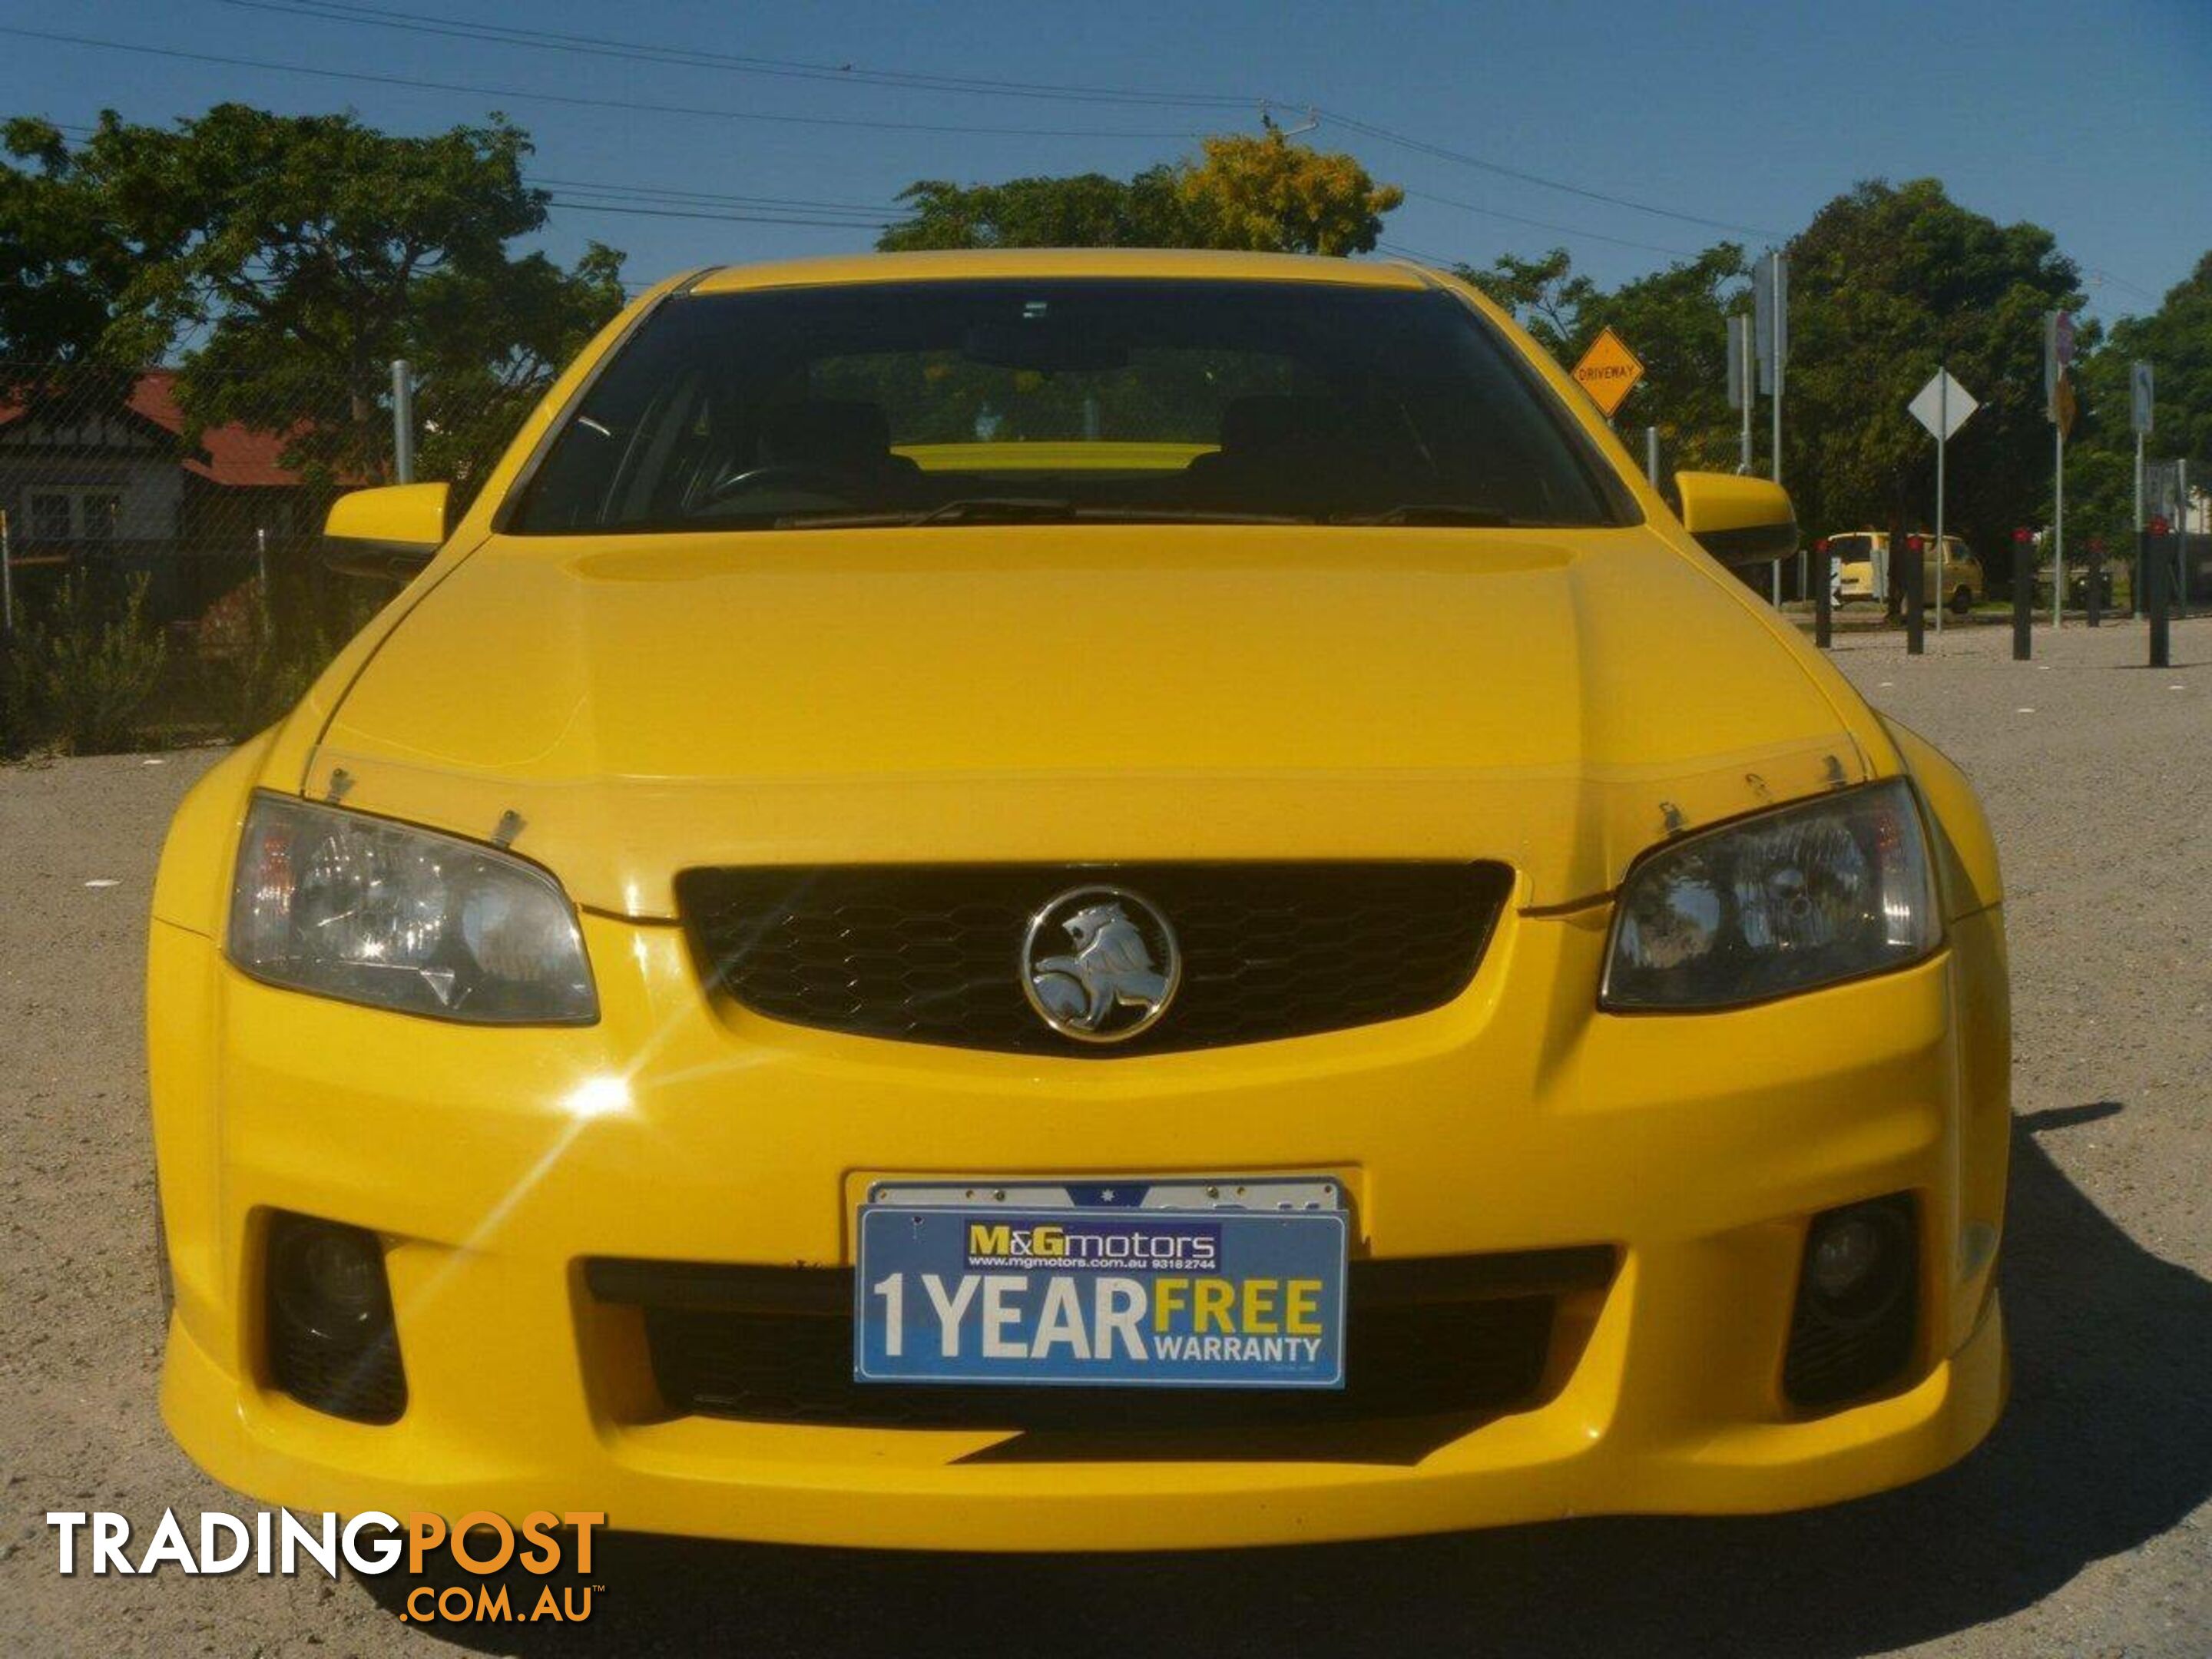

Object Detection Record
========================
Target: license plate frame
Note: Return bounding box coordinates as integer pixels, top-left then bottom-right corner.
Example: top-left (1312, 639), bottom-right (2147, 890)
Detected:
top-left (854, 1178), bottom-right (1348, 1390)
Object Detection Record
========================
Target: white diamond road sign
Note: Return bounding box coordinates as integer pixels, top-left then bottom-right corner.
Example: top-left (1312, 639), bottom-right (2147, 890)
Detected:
top-left (1909, 370), bottom-right (1979, 441)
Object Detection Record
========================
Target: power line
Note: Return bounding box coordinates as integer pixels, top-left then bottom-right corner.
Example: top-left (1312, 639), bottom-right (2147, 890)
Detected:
top-left (214, 0), bottom-right (1257, 111)
top-left (531, 176), bottom-right (897, 215)
top-left (1374, 240), bottom-right (1459, 269)
top-left (541, 187), bottom-right (889, 224)
top-left (1318, 107), bottom-right (1784, 240)
top-left (1403, 190), bottom-right (1701, 260)
top-left (201, 0), bottom-right (1786, 241)
top-left (545, 197), bottom-right (888, 231)
top-left (28, 132), bottom-right (893, 218)
top-left (0, 27), bottom-right (1206, 141)
top-left (2085, 267), bottom-right (2161, 305)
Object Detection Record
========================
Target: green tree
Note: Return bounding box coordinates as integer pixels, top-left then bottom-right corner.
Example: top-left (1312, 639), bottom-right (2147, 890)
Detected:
top-left (1177, 127), bottom-right (1402, 255)
top-left (1581, 244), bottom-right (1748, 472)
top-left (882, 168), bottom-right (1192, 251)
top-left (1459, 243), bottom-right (1749, 471)
top-left (0, 118), bottom-right (144, 369)
top-left (1783, 178), bottom-right (2083, 561)
top-left (406, 242), bottom-right (628, 491)
top-left (8, 105), bottom-right (624, 482)
top-left (879, 128), bottom-right (1401, 257)
top-left (1456, 247), bottom-right (1594, 355)
top-left (2071, 250), bottom-right (2212, 546)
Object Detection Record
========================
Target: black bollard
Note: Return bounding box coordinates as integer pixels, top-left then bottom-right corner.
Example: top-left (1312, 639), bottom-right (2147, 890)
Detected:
top-left (2085, 542), bottom-right (2102, 628)
top-left (1814, 542), bottom-right (1833, 649)
top-left (1902, 536), bottom-right (1926, 655)
top-left (2145, 527), bottom-right (2170, 670)
top-left (2012, 533), bottom-right (2033, 661)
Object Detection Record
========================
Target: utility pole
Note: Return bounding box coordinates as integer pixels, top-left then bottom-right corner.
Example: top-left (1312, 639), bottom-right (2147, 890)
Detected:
top-left (2053, 422), bottom-right (2066, 628)
top-left (2135, 428), bottom-right (2147, 618)
top-left (1727, 313), bottom-right (1754, 473)
top-left (1934, 368), bottom-right (1948, 637)
top-left (1769, 251), bottom-right (1785, 608)
top-left (2044, 310), bottom-right (2075, 628)
top-left (2180, 459), bottom-right (2192, 620)
top-left (2130, 360), bottom-right (2153, 618)
top-left (1755, 251), bottom-right (1787, 608)
top-left (391, 359), bottom-right (416, 485)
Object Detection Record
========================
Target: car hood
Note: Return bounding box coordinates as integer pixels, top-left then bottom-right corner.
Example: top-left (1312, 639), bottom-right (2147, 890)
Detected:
top-left (304, 525), bottom-right (1874, 917)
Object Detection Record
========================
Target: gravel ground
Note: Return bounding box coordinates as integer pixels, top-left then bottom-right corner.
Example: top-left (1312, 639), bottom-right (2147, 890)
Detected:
top-left (4, 617), bottom-right (2208, 1658)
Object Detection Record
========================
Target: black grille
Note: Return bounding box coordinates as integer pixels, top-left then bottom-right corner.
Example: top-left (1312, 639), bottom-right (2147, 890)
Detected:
top-left (588, 1250), bottom-right (1611, 1432)
top-left (677, 863), bottom-right (1512, 1055)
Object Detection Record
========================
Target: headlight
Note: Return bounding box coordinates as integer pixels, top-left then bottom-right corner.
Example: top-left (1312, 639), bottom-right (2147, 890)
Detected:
top-left (227, 794), bottom-right (596, 1024)
top-left (1601, 779), bottom-right (1938, 1011)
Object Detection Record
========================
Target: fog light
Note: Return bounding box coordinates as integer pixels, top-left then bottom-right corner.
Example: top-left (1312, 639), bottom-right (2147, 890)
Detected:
top-left (1803, 1201), bottom-right (1910, 1324)
top-left (264, 1212), bottom-right (406, 1423)
top-left (1810, 1215), bottom-right (1883, 1300)
top-left (272, 1222), bottom-right (385, 1339)
top-left (1784, 1194), bottom-right (1918, 1409)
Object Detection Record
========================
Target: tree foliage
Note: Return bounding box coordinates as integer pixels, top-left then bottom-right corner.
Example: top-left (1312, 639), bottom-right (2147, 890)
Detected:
top-left (2069, 251), bottom-right (2212, 545)
top-left (880, 127), bottom-right (1401, 257)
top-left (1461, 180), bottom-right (2118, 563)
top-left (1783, 179), bottom-right (2083, 558)
top-left (881, 168), bottom-right (1189, 252)
top-left (0, 118), bottom-right (144, 368)
top-left (1459, 248), bottom-right (1595, 356)
top-left (0, 105), bottom-right (625, 482)
top-left (1177, 127), bottom-right (1402, 255)
top-left (1463, 243), bottom-right (1750, 472)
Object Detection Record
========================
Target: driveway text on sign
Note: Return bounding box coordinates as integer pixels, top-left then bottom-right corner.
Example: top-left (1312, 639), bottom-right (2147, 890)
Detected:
top-left (1571, 326), bottom-right (1645, 417)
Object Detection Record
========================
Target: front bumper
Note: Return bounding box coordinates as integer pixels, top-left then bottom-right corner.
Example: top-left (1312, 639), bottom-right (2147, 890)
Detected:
top-left (150, 897), bottom-right (2011, 1551)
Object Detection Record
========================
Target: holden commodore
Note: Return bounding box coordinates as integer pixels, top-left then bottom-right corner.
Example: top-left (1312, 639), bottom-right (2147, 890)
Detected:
top-left (149, 249), bottom-right (2009, 1550)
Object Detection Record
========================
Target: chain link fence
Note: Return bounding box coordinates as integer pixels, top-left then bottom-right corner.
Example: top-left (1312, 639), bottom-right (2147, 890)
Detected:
top-left (0, 360), bottom-right (533, 754)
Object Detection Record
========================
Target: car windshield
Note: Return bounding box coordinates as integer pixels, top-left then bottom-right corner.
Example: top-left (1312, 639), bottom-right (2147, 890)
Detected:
top-left (507, 279), bottom-right (1628, 534)
top-left (1829, 535), bottom-right (1875, 559)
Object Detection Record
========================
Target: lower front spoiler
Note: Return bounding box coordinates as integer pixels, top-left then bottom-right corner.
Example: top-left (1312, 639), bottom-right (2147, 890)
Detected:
top-left (161, 1291), bottom-right (2005, 1554)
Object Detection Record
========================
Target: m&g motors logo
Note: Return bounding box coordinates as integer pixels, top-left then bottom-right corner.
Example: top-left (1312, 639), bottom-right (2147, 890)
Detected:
top-left (965, 1217), bottom-right (1220, 1273)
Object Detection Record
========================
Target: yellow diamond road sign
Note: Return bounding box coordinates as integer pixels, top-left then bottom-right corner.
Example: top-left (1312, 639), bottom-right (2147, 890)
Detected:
top-left (1571, 326), bottom-right (1645, 417)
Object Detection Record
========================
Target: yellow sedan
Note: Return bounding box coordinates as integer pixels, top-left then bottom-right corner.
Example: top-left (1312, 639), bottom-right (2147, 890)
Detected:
top-left (149, 249), bottom-right (2008, 1551)
top-left (1828, 531), bottom-right (1985, 613)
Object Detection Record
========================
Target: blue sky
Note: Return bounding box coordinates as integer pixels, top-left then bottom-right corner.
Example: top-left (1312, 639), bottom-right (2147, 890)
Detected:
top-left (5, 0), bottom-right (2208, 320)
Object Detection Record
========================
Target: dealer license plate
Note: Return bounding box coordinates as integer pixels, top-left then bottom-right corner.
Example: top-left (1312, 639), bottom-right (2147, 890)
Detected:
top-left (854, 1180), bottom-right (1348, 1389)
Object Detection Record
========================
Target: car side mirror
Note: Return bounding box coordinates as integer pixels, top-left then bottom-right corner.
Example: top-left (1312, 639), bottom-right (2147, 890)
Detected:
top-left (1673, 472), bottom-right (1798, 567)
top-left (324, 482), bottom-right (452, 581)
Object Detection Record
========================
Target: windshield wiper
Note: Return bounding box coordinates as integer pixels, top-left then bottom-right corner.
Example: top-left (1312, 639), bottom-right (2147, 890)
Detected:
top-left (771, 497), bottom-right (1076, 529)
top-left (914, 496), bottom-right (1082, 525)
top-left (775, 500), bottom-right (1311, 529)
top-left (1330, 504), bottom-right (1518, 527)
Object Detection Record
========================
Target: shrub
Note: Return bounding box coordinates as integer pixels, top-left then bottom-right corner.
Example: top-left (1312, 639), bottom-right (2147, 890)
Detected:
top-left (192, 578), bottom-right (355, 743)
top-left (2, 578), bottom-right (168, 755)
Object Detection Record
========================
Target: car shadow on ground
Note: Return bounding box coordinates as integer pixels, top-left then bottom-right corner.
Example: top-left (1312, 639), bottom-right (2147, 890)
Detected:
top-left (377, 1104), bottom-right (2212, 1657)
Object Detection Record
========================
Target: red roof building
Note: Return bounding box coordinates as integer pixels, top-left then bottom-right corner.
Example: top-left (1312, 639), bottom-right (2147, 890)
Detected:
top-left (0, 368), bottom-right (336, 619)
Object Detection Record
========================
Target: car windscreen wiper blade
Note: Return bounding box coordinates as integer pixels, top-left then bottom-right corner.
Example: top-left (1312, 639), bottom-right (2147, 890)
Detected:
top-left (1329, 504), bottom-right (1519, 526)
top-left (774, 501), bottom-right (1313, 529)
top-left (914, 496), bottom-right (1082, 525)
top-left (768, 498), bottom-right (1077, 530)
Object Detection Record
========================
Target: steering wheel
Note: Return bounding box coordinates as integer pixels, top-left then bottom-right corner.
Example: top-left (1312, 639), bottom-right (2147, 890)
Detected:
top-left (704, 462), bottom-right (868, 504)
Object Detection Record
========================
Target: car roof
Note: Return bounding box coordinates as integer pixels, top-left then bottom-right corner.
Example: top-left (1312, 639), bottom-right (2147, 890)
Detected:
top-left (684, 248), bottom-right (1435, 295)
top-left (1830, 531), bottom-right (1967, 543)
